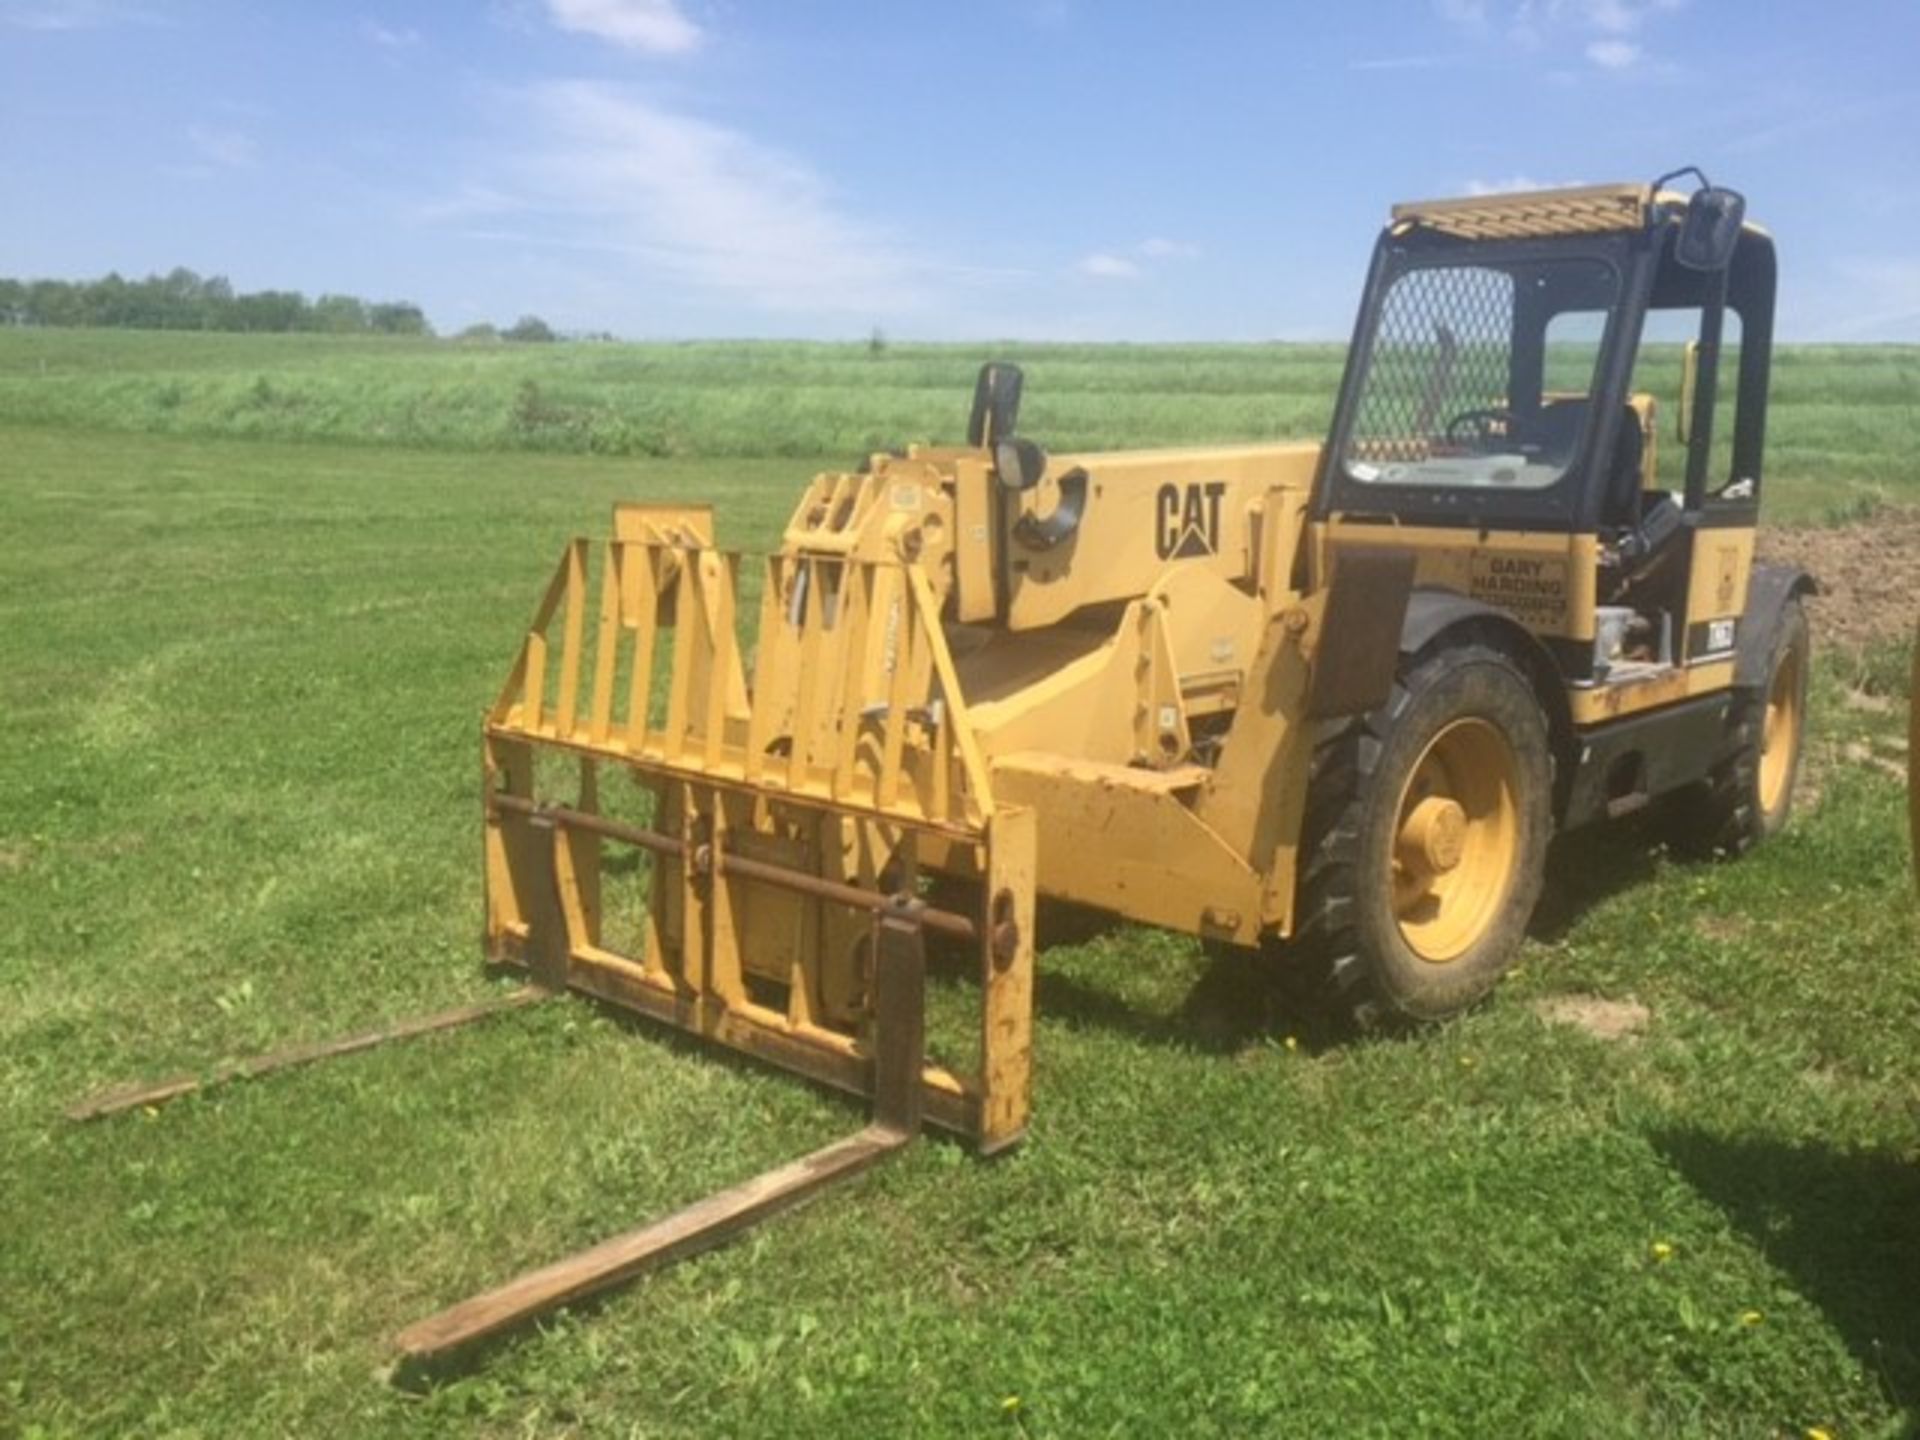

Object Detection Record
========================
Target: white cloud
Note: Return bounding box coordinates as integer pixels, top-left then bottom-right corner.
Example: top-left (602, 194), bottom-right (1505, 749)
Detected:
top-left (1585, 37), bottom-right (1639, 68)
top-left (1076, 252), bottom-right (1143, 281)
top-left (1138, 237), bottom-right (1200, 260)
top-left (1349, 53), bottom-right (1462, 72)
top-left (1438, 0), bottom-right (1680, 70)
top-left (437, 81), bottom-right (1028, 318)
top-left (361, 19), bottom-right (421, 48)
top-left (1070, 239), bottom-right (1195, 281)
top-left (544, 0), bottom-right (701, 54)
top-left (186, 123), bottom-right (258, 170)
top-left (1014, 0), bottom-right (1071, 25)
top-left (1570, 0), bottom-right (1679, 33)
top-left (1463, 175), bottom-right (1583, 195)
top-left (411, 183), bottom-right (524, 224)
top-left (3, 0), bottom-right (159, 29)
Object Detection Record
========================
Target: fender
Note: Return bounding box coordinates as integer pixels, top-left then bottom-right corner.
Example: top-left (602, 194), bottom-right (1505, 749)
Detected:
top-left (1398, 587), bottom-right (1578, 805)
top-left (1303, 555), bottom-right (1575, 726)
top-left (1399, 587), bottom-right (1555, 661)
top-left (1734, 562), bottom-right (1817, 689)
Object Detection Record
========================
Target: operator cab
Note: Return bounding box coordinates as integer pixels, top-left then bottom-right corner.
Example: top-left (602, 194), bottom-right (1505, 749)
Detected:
top-left (1315, 172), bottom-right (1773, 692)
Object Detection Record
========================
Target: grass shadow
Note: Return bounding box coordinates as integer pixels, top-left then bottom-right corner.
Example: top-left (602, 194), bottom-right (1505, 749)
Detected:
top-left (1033, 942), bottom-right (1358, 1056)
top-left (1653, 1128), bottom-right (1920, 1421)
top-left (1034, 897), bottom-right (1125, 950)
top-left (1029, 814), bottom-right (1679, 1056)
top-left (1531, 815), bottom-right (1664, 943)
top-left (538, 816), bottom-right (1676, 1100)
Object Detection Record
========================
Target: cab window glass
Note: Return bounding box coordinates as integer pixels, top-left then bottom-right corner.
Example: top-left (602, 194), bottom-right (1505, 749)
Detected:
top-left (1543, 310), bottom-right (1606, 393)
top-left (1343, 259), bottom-right (1619, 491)
top-left (1630, 307), bottom-right (1744, 498)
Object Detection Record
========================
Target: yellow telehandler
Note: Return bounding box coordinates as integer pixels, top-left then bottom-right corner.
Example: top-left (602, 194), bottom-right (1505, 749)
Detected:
top-left (473, 170), bottom-right (1808, 1140)
top-left (75, 172), bottom-right (1815, 1363)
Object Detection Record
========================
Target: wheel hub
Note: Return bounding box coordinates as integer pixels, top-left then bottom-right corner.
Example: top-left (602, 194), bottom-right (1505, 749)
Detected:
top-left (1390, 717), bottom-right (1522, 965)
top-left (1398, 796), bottom-right (1468, 876)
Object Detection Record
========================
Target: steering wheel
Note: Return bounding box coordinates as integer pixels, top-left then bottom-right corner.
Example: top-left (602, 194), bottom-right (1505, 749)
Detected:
top-left (1442, 407), bottom-right (1519, 449)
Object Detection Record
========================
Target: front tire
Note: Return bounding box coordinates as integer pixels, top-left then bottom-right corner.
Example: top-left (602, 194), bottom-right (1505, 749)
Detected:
top-left (1293, 644), bottom-right (1554, 1025)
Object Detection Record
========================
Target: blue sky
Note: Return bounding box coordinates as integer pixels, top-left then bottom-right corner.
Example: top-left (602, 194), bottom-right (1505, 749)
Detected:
top-left (4, 0), bottom-right (1918, 340)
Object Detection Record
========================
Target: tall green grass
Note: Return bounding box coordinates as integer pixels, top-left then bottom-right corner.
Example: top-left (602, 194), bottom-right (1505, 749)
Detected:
top-left (0, 329), bottom-right (1344, 458)
top-left (4, 328), bottom-right (1915, 522)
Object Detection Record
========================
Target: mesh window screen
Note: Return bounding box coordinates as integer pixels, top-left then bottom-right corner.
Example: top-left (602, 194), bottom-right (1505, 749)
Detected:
top-left (1348, 265), bottom-right (1515, 465)
top-left (1341, 258), bottom-right (1624, 492)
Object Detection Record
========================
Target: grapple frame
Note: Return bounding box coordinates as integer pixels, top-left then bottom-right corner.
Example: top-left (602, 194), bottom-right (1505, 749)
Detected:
top-left (482, 512), bottom-right (1037, 1152)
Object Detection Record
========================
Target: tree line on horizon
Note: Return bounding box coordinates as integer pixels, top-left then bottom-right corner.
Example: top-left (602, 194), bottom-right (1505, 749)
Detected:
top-left (0, 267), bottom-right (566, 343)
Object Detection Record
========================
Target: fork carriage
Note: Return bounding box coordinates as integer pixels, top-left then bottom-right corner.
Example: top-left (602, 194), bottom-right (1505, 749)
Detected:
top-left (484, 510), bottom-right (1037, 1152)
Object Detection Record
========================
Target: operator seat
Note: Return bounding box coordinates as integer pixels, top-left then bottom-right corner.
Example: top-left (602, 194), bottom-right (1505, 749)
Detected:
top-left (1528, 396), bottom-right (1645, 507)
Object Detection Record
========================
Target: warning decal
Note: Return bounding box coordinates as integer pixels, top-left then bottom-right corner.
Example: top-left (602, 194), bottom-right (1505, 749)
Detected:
top-left (1468, 552), bottom-right (1570, 631)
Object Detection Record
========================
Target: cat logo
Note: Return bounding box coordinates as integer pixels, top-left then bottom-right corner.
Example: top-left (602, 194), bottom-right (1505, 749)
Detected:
top-left (1155, 481), bottom-right (1228, 560)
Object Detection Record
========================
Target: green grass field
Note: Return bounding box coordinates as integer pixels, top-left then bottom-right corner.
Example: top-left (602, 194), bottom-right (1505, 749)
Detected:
top-left (1, 332), bottom-right (1915, 1438)
top-left (3, 328), bottom-right (1919, 523)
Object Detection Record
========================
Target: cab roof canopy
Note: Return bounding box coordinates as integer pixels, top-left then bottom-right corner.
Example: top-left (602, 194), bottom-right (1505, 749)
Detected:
top-left (1390, 181), bottom-right (1764, 243)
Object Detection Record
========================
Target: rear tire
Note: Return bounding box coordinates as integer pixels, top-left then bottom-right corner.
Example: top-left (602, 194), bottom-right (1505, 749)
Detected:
top-left (1670, 598), bottom-right (1809, 858)
top-left (1291, 643), bottom-right (1554, 1025)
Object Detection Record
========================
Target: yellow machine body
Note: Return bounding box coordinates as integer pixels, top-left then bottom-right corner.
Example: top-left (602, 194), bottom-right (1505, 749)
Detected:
top-left (55, 177), bottom-right (1818, 1366)
top-left (483, 180), bottom-right (1798, 1152)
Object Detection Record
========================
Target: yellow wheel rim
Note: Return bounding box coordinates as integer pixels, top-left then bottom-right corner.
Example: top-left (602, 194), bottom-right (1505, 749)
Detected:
top-left (1757, 641), bottom-right (1802, 816)
top-left (1392, 717), bottom-right (1521, 964)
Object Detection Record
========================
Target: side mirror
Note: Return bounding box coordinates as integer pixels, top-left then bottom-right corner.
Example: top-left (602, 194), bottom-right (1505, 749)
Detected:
top-left (1676, 340), bottom-right (1698, 446)
top-left (993, 437), bottom-right (1047, 492)
top-left (1675, 186), bottom-right (1745, 271)
top-left (968, 362), bottom-right (1024, 447)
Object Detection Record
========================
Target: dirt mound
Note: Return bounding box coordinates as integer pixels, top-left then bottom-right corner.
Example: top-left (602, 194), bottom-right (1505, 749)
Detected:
top-left (1760, 510), bottom-right (1920, 655)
